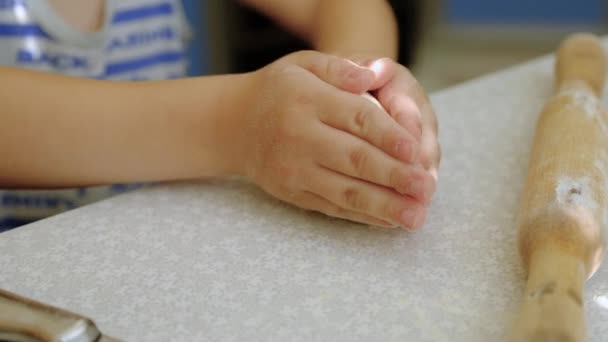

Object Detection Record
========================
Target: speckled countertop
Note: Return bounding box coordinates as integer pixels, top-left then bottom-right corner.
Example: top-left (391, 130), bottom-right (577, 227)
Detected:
top-left (2, 42), bottom-right (608, 342)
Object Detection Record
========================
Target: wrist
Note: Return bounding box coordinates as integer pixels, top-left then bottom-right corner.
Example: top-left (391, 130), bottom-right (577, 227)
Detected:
top-left (140, 73), bottom-right (254, 181)
top-left (193, 72), bottom-right (255, 179)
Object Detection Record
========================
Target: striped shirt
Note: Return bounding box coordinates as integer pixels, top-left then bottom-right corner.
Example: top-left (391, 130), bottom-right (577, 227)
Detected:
top-left (0, 0), bottom-right (191, 231)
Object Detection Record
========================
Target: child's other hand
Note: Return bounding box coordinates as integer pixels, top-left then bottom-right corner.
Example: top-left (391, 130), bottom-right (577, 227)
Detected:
top-left (363, 57), bottom-right (440, 181)
top-left (236, 51), bottom-right (434, 229)
top-left (351, 57), bottom-right (441, 229)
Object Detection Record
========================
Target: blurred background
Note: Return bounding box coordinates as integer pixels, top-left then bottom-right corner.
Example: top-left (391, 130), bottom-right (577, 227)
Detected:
top-left (182, 0), bottom-right (607, 92)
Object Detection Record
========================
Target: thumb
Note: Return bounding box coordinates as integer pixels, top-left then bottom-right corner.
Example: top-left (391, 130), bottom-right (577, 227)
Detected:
top-left (282, 50), bottom-right (375, 94)
top-left (363, 58), bottom-right (396, 90)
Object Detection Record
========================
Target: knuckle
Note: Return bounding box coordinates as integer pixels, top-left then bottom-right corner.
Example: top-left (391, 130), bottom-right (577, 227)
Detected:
top-left (353, 104), bottom-right (373, 135)
top-left (384, 130), bottom-right (405, 157)
top-left (295, 50), bottom-right (333, 78)
top-left (267, 61), bottom-right (300, 82)
top-left (343, 187), bottom-right (367, 211)
top-left (334, 58), bottom-right (355, 79)
top-left (349, 146), bottom-right (369, 175)
top-left (325, 56), bottom-right (338, 79)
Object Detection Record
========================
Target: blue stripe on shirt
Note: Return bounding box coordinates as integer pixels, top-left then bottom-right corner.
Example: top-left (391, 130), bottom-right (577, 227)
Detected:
top-left (0, 23), bottom-right (51, 39)
top-left (1, 193), bottom-right (76, 209)
top-left (0, 0), bottom-right (25, 10)
top-left (112, 2), bottom-right (173, 24)
top-left (104, 50), bottom-right (183, 76)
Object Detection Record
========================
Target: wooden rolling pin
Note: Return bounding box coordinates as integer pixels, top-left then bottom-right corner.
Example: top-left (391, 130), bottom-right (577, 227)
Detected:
top-left (511, 33), bottom-right (607, 341)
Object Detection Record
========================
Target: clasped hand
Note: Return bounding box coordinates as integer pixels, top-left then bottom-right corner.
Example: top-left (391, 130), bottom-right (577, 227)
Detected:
top-left (236, 51), bottom-right (440, 229)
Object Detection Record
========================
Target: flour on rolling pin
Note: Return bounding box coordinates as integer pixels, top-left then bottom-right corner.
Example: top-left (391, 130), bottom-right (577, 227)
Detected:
top-left (555, 81), bottom-right (608, 135)
top-left (555, 176), bottom-right (598, 209)
top-left (548, 81), bottom-right (608, 229)
top-left (557, 81), bottom-right (602, 118)
top-left (547, 117), bottom-right (608, 245)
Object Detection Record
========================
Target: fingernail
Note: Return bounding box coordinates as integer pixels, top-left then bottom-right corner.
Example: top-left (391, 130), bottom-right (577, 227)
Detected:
top-left (348, 67), bottom-right (371, 80)
top-left (411, 174), bottom-right (436, 203)
top-left (400, 208), bottom-right (420, 229)
top-left (400, 112), bottom-right (423, 141)
top-left (346, 68), bottom-right (361, 81)
top-left (396, 139), bottom-right (419, 163)
top-left (408, 180), bottom-right (425, 198)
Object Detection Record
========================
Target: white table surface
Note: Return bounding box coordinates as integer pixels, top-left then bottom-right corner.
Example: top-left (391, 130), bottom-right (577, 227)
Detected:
top-left (2, 43), bottom-right (608, 342)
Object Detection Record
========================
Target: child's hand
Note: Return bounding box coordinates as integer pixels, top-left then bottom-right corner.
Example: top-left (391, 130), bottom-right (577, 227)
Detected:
top-left (362, 58), bottom-right (440, 180)
top-left (235, 51), bottom-right (435, 229)
top-left (351, 57), bottom-right (441, 228)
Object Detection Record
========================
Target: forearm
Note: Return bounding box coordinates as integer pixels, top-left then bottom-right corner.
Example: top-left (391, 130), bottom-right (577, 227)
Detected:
top-left (0, 67), bottom-right (248, 188)
top-left (311, 0), bottom-right (398, 59)
top-left (239, 0), bottom-right (398, 59)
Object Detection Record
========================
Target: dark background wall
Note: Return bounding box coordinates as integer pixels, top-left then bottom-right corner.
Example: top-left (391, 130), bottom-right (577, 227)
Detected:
top-left (183, 0), bottom-right (606, 80)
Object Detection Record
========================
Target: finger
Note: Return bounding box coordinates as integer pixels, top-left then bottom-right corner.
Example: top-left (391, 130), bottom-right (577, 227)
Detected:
top-left (361, 92), bottom-right (382, 108)
top-left (419, 95), bottom-right (440, 172)
top-left (289, 191), bottom-right (396, 228)
top-left (421, 128), bottom-right (441, 176)
top-left (375, 65), bottom-right (426, 109)
top-left (305, 165), bottom-right (429, 229)
top-left (383, 93), bottom-right (423, 141)
top-left (382, 68), bottom-right (439, 173)
top-left (365, 58), bottom-right (397, 90)
top-left (373, 65), bottom-right (432, 139)
top-left (318, 91), bottom-right (420, 164)
top-left (314, 124), bottom-right (435, 203)
top-left (421, 92), bottom-right (438, 136)
top-left (283, 50), bottom-right (375, 94)
top-left (431, 145), bottom-right (441, 180)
